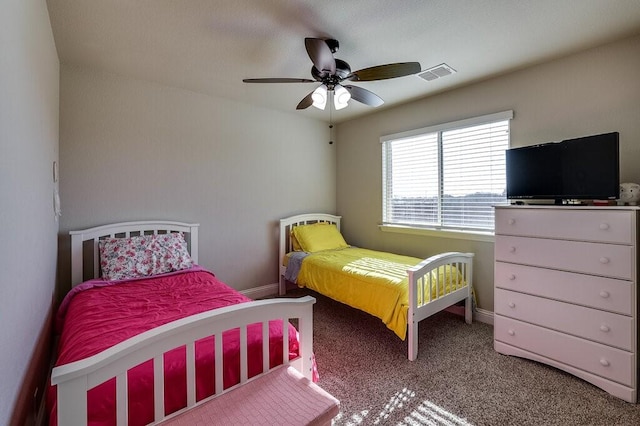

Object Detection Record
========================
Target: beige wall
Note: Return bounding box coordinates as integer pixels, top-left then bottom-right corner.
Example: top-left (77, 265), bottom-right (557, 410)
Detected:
top-left (2, 13), bottom-right (637, 423)
top-left (335, 34), bottom-right (640, 312)
top-left (0, 0), bottom-right (59, 423)
top-left (58, 65), bottom-right (336, 296)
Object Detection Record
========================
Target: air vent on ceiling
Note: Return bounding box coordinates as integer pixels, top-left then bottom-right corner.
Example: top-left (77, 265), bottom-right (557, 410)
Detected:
top-left (417, 63), bottom-right (457, 82)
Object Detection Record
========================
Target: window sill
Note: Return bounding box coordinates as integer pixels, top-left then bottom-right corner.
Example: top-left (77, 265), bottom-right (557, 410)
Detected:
top-left (378, 224), bottom-right (495, 242)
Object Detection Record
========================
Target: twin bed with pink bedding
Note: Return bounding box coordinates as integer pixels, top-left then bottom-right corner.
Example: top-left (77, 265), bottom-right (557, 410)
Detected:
top-left (48, 221), bottom-right (318, 425)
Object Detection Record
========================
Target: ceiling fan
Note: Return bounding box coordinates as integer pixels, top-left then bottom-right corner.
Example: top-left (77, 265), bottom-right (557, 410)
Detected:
top-left (243, 38), bottom-right (421, 111)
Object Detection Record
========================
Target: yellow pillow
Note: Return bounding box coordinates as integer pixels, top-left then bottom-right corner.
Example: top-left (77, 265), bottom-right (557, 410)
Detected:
top-left (291, 223), bottom-right (349, 253)
top-left (290, 232), bottom-right (302, 251)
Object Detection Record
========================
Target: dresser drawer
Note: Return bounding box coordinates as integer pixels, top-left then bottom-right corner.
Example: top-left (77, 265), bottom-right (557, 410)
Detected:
top-left (495, 288), bottom-right (633, 350)
top-left (495, 262), bottom-right (633, 315)
top-left (495, 315), bottom-right (634, 386)
top-left (495, 235), bottom-right (634, 280)
top-left (495, 208), bottom-right (634, 244)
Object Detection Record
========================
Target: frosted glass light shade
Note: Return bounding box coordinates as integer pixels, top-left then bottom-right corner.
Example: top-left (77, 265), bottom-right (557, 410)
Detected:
top-left (311, 85), bottom-right (328, 110)
top-left (334, 84), bottom-right (351, 110)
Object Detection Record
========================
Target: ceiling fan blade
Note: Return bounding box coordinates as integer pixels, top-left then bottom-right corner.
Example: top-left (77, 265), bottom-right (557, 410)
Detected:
top-left (243, 78), bottom-right (315, 83)
top-left (349, 62), bottom-right (421, 81)
top-left (296, 92), bottom-right (314, 110)
top-left (343, 85), bottom-right (384, 107)
top-left (305, 38), bottom-right (336, 75)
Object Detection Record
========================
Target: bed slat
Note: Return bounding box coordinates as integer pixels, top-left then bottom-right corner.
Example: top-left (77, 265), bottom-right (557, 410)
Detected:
top-left (239, 326), bottom-right (248, 383)
top-left (115, 372), bottom-right (127, 425)
top-left (186, 342), bottom-right (196, 407)
top-left (282, 318), bottom-right (289, 365)
top-left (214, 333), bottom-right (223, 395)
top-left (262, 321), bottom-right (269, 373)
top-left (296, 309), bottom-right (313, 377)
top-left (93, 239), bottom-right (99, 280)
top-left (153, 355), bottom-right (164, 421)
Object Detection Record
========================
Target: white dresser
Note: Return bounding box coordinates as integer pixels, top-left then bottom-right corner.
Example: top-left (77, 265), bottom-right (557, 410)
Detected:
top-left (494, 205), bottom-right (638, 403)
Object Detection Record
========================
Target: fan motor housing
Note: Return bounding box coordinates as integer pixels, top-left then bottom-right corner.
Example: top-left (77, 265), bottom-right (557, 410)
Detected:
top-left (311, 59), bottom-right (351, 83)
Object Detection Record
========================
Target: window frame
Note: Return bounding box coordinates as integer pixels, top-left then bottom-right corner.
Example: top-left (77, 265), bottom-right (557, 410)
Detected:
top-left (380, 110), bottom-right (513, 238)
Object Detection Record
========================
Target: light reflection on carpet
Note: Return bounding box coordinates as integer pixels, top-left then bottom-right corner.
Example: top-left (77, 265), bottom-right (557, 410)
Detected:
top-left (402, 400), bottom-right (473, 425)
top-left (332, 388), bottom-right (473, 425)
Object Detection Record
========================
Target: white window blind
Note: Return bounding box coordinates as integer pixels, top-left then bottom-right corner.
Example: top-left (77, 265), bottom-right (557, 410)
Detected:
top-left (382, 111), bottom-right (512, 232)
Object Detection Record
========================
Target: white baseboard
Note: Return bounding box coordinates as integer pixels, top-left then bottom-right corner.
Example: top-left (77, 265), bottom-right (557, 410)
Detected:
top-left (474, 308), bottom-right (494, 325)
top-left (240, 283), bottom-right (278, 300)
top-left (445, 305), bottom-right (494, 325)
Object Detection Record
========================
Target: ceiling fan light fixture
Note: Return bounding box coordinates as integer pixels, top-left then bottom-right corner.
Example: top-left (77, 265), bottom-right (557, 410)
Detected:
top-left (311, 84), bottom-right (328, 110)
top-left (243, 37), bottom-right (420, 111)
top-left (333, 84), bottom-right (351, 110)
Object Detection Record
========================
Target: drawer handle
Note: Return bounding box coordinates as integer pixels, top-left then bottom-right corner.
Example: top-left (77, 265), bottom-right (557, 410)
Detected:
top-left (508, 219), bottom-right (516, 225)
top-left (508, 302), bottom-right (516, 309)
top-left (599, 257), bottom-right (610, 264)
top-left (599, 291), bottom-right (610, 298)
top-left (508, 329), bottom-right (515, 336)
top-left (509, 274), bottom-right (516, 281)
top-left (600, 358), bottom-right (610, 367)
top-left (509, 246), bottom-right (516, 253)
top-left (600, 325), bottom-right (610, 333)
top-left (599, 223), bottom-right (610, 230)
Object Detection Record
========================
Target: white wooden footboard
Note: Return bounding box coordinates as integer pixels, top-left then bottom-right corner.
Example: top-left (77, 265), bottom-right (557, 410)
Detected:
top-left (407, 252), bottom-right (474, 361)
top-left (51, 296), bottom-right (316, 425)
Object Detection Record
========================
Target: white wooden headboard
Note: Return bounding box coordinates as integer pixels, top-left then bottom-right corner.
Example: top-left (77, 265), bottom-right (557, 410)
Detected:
top-left (278, 213), bottom-right (341, 295)
top-left (69, 221), bottom-right (200, 287)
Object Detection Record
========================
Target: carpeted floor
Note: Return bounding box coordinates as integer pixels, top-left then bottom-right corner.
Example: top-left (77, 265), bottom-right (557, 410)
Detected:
top-left (287, 288), bottom-right (640, 426)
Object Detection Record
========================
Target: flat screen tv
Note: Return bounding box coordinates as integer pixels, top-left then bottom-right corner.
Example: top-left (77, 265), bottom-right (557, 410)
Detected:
top-left (506, 132), bottom-right (619, 204)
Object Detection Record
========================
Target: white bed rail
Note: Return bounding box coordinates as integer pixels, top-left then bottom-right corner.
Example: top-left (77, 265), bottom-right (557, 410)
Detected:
top-left (51, 296), bottom-right (316, 425)
top-left (407, 252), bottom-right (474, 361)
top-left (69, 221), bottom-right (200, 287)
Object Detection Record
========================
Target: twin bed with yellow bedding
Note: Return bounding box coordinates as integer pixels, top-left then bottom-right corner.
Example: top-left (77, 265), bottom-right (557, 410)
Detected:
top-left (279, 213), bottom-right (474, 361)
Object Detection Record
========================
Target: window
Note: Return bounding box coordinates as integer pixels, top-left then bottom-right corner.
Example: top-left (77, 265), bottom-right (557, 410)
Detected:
top-left (382, 111), bottom-right (512, 232)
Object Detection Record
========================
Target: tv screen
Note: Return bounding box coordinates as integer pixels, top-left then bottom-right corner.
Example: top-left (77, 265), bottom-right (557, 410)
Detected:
top-left (506, 132), bottom-right (619, 203)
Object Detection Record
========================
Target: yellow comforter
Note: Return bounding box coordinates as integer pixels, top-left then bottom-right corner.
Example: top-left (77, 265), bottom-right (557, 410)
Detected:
top-left (295, 247), bottom-right (465, 340)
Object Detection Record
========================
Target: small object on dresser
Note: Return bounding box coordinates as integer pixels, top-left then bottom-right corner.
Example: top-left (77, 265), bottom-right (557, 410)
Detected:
top-left (617, 183), bottom-right (640, 206)
top-left (593, 199), bottom-right (616, 206)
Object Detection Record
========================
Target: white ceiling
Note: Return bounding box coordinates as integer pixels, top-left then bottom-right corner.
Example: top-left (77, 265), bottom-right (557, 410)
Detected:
top-left (47, 0), bottom-right (640, 123)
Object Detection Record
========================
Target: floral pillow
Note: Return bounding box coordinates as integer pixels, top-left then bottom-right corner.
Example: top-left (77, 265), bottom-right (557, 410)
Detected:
top-left (99, 232), bottom-right (194, 281)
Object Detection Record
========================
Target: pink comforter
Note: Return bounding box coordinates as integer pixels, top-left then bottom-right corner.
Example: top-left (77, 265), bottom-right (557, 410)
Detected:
top-left (48, 267), bottom-right (300, 426)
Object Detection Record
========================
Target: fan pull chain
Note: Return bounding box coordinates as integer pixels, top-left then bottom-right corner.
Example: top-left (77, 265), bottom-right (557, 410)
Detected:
top-left (329, 96), bottom-right (334, 145)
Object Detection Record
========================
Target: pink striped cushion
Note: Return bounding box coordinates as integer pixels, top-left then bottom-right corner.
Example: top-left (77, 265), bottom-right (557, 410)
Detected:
top-left (162, 365), bottom-right (339, 426)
